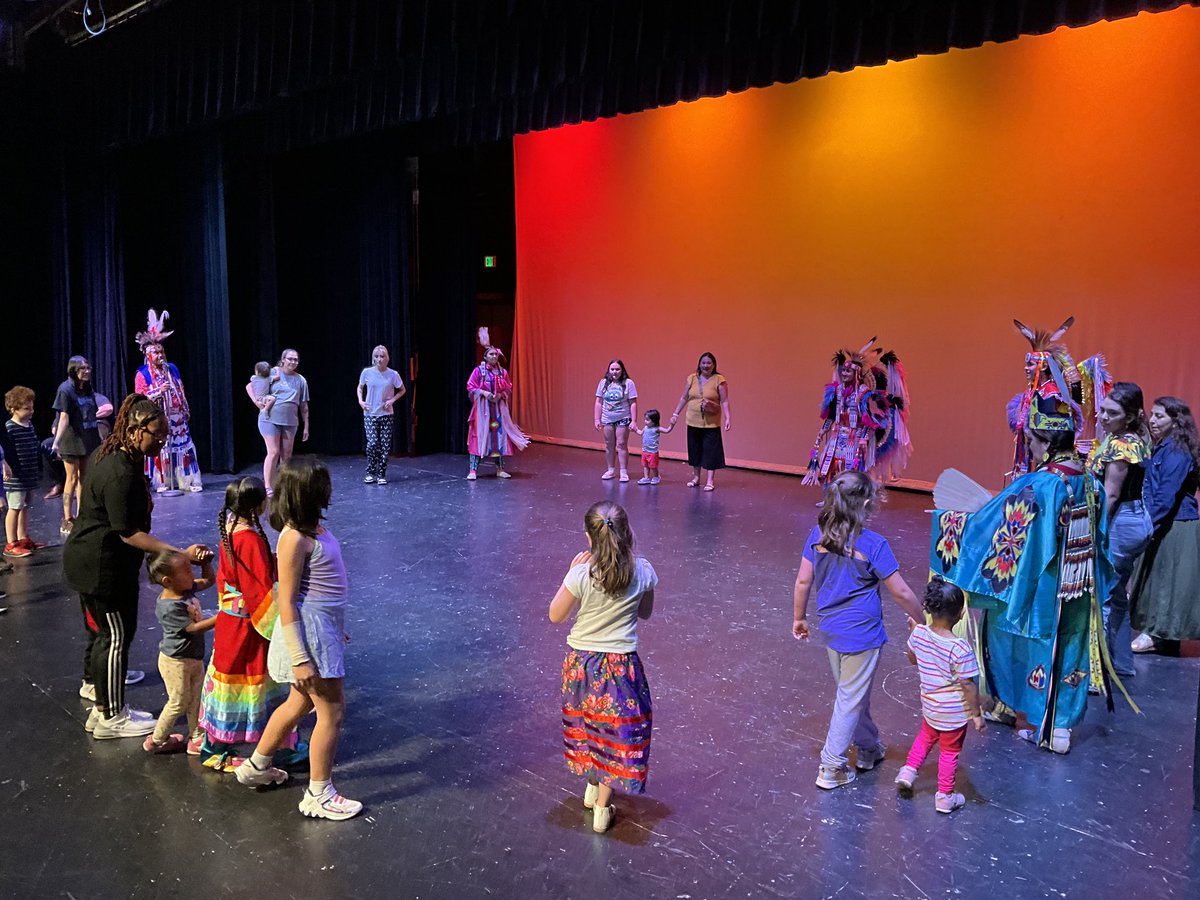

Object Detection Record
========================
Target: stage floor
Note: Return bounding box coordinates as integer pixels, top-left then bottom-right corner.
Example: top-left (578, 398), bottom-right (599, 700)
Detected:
top-left (2, 444), bottom-right (1197, 899)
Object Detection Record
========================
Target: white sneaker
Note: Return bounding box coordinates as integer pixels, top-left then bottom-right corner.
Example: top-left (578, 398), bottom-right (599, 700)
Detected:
top-left (496, 470), bottom-right (511, 479)
top-left (935, 791), bottom-right (966, 813)
top-left (299, 784), bottom-right (363, 820)
top-left (235, 759), bottom-right (290, 788)
top-left (376, 477), bottom-right (388, 485)
top-left (583, 782), bottom-right (598, 809)
top-left (85, 706), bottom-right (101, 733)
top-left (894, 764), bottom-right (918, 792)
top-left (815, 765), bottom-right (856, 790)
top-left (125, 669), bottom-right (145, 685)
top-left (855, 744), bottom-right (886, 771)
top-left (1131, 633), bottom-right (1156, 653)
top-left (79, 681), bottom-right (97, 701)
top-left (363, 475), bottom-right (376, 484)
top-left (592, 803), bottom-right (616, 833)
top-left (92, 709), bottom-right (157, 739)
top-left (466, 471), bottom-right (477, 481)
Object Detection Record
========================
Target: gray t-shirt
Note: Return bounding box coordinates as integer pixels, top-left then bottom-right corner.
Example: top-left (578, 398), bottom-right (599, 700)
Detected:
top-left (156, 593), bottom-right (205, 660)
top-left (564, 556), bottom-right (658, 654)
top-left (250, 374), bottom-right (271, 421)
top-left (595, 378), bottom-right (638, 425)
top-left (358, 367), bottom-right (405, 416)
top-left (267, 372), bottom-right (310, 427)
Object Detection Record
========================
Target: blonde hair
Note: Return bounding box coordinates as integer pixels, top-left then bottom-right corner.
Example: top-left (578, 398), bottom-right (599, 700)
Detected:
top-left (817, 471), bottom-right (878, 556)
top-left (372, 344), bottom-right (390, 362)
top-left (583, 500), bottom-right (635, 595)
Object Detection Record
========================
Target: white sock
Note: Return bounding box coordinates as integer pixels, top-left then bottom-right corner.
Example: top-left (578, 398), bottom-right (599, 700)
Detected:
top-left (249, 751), bottom-right (273, 770)
top-left (308, 778), bottom-right (331, 797)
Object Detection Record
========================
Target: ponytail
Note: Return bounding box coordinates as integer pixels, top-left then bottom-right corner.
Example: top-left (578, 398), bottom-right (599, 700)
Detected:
top-left (817, 471), bottom-right (878, 556)
top-left (583, 500), bottom-right (635, 595)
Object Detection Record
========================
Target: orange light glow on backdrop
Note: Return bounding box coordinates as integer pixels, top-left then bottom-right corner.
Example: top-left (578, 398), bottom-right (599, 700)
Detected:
top-left (513, 7), bottom-right (1200, 487)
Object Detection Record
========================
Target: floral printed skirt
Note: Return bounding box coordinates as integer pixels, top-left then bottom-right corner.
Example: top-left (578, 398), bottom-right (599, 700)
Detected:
top-left (561, 649), bottom-right (652, 794)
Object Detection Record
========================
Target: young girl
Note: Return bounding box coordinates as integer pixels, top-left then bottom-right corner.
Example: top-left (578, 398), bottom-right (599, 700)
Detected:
top-left (549, 500), bottom-right (657, 833)
top-left (632, 409), bottom-right (673, 485)
top-left (198, 476), bottom-right (292, 772)
top-left (793, 471), bottom-right (923, 789)
top-left (235, 457), bottom-right (361, 821)
top-left (593, 359), bottom-right (638, 482)
top-left (145, 549), bottom-right (217, 753)
top-left (895, 577), bottom-right (983, 814)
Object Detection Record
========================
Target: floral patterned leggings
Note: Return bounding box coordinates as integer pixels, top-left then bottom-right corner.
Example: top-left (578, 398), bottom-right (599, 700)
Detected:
top-left (364, 415), bottom-right (394, 479)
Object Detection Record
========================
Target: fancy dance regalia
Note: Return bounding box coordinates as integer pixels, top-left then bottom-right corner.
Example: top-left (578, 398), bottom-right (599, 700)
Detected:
top-left (467, 328), bottom-right (529, 473)
top-left (931, 394), bottom-right (1128, 751)
top-left (1007, 317), bottom-right (1111, 480)
top-left (133, 309), bottom-right (203, 492)
top-left (802, 339), bottom-right (911, 486)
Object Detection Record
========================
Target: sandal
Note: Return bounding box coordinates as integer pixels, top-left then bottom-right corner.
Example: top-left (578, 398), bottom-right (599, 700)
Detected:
top-left (686, 478), bottom-right (700, 488)
top-left (703, 483), bottom-right (715, 492)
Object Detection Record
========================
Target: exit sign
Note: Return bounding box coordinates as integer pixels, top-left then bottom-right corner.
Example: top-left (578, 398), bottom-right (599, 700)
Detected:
top-left (484, 255), bottom-right (497, 268)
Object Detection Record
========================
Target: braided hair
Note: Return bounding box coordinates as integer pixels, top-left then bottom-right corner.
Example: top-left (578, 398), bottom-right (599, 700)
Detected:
top-left (95, 393), bottom-right (165, 461)
top-left (218, 476), bottom-right (270, 568)
top-left (583, 500), bottom-right (635, 595)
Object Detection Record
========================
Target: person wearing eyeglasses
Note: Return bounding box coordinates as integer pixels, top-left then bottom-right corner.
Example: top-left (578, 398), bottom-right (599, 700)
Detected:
top-left (50, 356), bottom-right (103, 535)
top-left (245, 350), bottom-right (309, 492)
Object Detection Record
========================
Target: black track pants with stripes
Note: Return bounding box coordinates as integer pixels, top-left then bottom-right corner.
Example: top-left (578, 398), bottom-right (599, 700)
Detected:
top-left (80, 591), bottom-right (138, 718)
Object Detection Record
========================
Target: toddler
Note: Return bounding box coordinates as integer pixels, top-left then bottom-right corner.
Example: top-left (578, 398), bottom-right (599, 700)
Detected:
top-left (3, 386), bottom-right (46, 558)
top-left (895, 577), bottom-right (983, 813)
top-left (145, 549), bottom-right (217, 753)
top-left (793, 471), bottom-right (923, 789)
top-left (632, 409), bottom-right (673, 485)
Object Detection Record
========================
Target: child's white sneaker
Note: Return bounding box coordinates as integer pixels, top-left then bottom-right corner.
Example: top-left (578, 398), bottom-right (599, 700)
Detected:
top-left (592, 802), bottom-right (616, 833)
top-left (299, 784), bottom-right (363, 820)
top-left (935, 791), bottom-right (965, 814)
top-left (815, 765), bottom-right (856, 790)
top-left (855, 743), bottom-right (886, 771)
top-left (637, 477), bottom-right (652, 485)
top-left (894, 764), bottom-right (918, 792)
top-left (650, 477), bottom-right (660, 485)
top-left (235, 759), bottom-right (289, 788)
top-left (583, 782), bottom-right (598, 809)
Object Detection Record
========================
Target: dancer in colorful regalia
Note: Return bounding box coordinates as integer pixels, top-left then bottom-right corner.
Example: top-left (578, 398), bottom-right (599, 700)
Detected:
top-left (930, 390), bottom-right (1131, 754)
top-left (133, 309), bottom-right (203, 492)
top-left (1007, 317), bottom-right (1111, 481)
top-left (802, 338), bottom-right (911, 487)
top-left (466, 328), bottom-right (529, 480)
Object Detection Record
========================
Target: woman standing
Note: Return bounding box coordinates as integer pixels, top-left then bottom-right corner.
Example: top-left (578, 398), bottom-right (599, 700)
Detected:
top-left (466, 329), bottom-right (528, 480)
top-left (1130, 397), bottom-right (1200, 655)
top-left (669, 352), bottom-right (730, 491)
top-left (51, 356), bottom-right (103, 535)
top-left (63, 394), bottom-right (213, 739)
top-left (593, 359), bottom-right (638, 482)
top-left (246, 349), bottom-right (309, 491)
top-left (1089, 382), bottom-right (1153, 678)
top-left (356, 345), bottom-right (406, 485)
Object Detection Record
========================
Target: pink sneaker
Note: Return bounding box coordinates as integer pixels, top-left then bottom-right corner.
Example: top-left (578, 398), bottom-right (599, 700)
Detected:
top-left (143, 734), bottom-right (185, 754)
top-left (186, 735), bottom-right (204, 756)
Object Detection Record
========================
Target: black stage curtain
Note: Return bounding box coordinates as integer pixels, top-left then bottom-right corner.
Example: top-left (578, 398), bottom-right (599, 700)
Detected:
top-left (22, 0), bottom-right (1198, 153)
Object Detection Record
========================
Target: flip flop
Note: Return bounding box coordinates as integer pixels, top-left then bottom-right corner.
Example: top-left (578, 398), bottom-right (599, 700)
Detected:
top-left (686, 479), bottom-right (700, 488)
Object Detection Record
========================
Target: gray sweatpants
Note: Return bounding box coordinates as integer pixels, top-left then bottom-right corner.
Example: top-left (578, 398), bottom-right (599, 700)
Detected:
top-left (820, 646), bottom-right (881, 769)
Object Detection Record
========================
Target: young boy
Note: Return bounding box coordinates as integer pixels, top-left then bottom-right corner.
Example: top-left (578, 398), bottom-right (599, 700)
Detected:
top-left (3, 386), bottom-right (45, 558)
top-left (143, 549), bottom-right (216, 753)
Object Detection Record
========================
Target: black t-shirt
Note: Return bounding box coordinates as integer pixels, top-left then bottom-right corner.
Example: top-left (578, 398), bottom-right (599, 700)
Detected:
top-left (63, 450), bottom-right (153, 597)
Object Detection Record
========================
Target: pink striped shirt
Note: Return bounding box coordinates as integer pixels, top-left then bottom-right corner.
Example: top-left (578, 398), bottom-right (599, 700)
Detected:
top-left (908, 624), bottom-right (979, 730)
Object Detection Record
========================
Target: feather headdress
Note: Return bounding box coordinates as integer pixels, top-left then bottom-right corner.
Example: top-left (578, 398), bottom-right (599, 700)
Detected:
top-left (1013, 317), bottom-right (1078, 384)
top-left (135, 308), bottom-right (174, 351)
top-left (478, 326), bottom-right (505, 361)
top-left (831, 336), bottom-right (879, 375)
top-left (1012, 317), bottom-right (1082, 434)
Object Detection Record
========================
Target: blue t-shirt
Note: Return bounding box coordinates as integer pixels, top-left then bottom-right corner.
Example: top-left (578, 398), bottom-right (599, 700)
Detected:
top-left (802, 525), bottom-right (898, 653)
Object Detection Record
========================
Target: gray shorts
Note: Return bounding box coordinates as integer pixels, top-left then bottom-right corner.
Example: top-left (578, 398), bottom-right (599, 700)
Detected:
top-left (5, 489), bottom-right (33, 510)
top-left (258, 419), bottom-right (297, 440)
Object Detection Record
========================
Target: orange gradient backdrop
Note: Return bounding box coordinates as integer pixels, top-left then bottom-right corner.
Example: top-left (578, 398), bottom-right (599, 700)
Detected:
top-left (513, 8), bottom-right (1200, 487)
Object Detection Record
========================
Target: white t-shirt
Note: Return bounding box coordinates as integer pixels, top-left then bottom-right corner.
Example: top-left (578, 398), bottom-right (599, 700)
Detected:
top-left (564, 556), bottom-right (657, 654)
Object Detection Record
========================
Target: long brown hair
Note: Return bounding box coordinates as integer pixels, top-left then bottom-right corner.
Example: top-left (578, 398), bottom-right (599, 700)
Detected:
top-left (95, 393), bottom-right (164, 461)
top-left (1154, 396), bottom-right (1200, 471)
top-left (817, 471), bottom-right (878, 556)
top-left (1107, 381), bottom-right (1150, 443)
top-left (583, 500), bottom-right (635, 595)
top-left (269, 457), bottom-right (332, 536)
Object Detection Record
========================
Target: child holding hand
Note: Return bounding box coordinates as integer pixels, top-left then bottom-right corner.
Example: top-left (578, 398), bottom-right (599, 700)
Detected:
top-left (895, 577), bottom-right (983, 814)
top-left (145, 549), bottom-right (217, 754)
top-left (632, 409), bottom-right (673, 485)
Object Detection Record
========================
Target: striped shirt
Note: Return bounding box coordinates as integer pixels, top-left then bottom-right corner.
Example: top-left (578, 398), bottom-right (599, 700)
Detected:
top-left (3, 419), bottom-right (42, 491)
top-left (908, 624), bottom-right (979, 730)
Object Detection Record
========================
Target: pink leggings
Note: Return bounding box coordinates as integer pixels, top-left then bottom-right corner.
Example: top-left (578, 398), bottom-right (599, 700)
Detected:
top-left (905, 719), bottom-right (967, 794)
